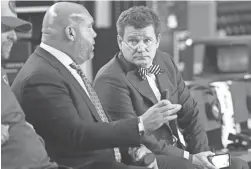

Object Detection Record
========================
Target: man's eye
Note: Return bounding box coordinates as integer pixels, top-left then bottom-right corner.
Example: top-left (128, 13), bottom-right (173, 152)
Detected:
top-left (144, 39), bottom-right (152, 44)
top-left (129, 39), bottom-right (139, 45)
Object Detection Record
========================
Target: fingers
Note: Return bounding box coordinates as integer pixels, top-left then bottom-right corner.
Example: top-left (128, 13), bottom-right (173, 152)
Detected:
top-left (166, 104), bottom-right (182, 115)
top-left (205, 151), bottom-right (215, 156)
top-left (157, 106), bottom-right (171, 114)
top-left (163, 115), bottom-right (177, 122)
top-left (204, 161), bottom-right (218, 169)
top-left (166, 103), bottom-right (181, 110)
top-left (154, 100), bottom-right (172, 108)
top-left (147, 162), bottom-right (155, 169)
top-left (152, 100), bottom-right (182, 115)
top-left (158, 104), bottom-right (181, 114)
top-left (143, 100), bottom-right (181, 133)
top-left (159, 105), bottom-right (181, 118)
top-left (156, 103), bottom-right (181, 123)
top-left (147, 159), bottom-right (158, 169)
top-left (203, 152), bottom-right (217, 169)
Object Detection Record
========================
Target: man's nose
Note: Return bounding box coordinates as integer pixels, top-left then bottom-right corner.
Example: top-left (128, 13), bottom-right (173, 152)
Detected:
top-left (8, 30), bottom-right (17, 42)
top-left (92, 29), bottom-right (97, 38)
top-left (136, 41), bottom-right (146, 52)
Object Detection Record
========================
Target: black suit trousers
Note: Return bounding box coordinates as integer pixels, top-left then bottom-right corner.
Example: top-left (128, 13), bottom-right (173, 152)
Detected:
top-left (110, 156), bottom-right (249, 169)
top-left (230, 157), bottom-right (250, 169)
top-left (109, 155), bottom-right (196, 169)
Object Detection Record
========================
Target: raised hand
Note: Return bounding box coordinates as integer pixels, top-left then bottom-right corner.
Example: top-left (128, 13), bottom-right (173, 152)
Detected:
top-left (140, 100), bottom-right (181, 134)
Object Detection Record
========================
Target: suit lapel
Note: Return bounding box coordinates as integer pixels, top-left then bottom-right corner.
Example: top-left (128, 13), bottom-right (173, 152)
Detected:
top-left (35, 47), bottom-right (102, 121)
top-left (58, 64), bottom-right (102, 121)
top-left (157, 73), bottom-right (171, 99)
top-left (154, 52), bottom-right (176, 98)
top-left (117, 52), bottom-right (158, 104)
top-left (153, 52), bottom-right (180, 143)
top-left (126, 71), bottom-right (158, 104)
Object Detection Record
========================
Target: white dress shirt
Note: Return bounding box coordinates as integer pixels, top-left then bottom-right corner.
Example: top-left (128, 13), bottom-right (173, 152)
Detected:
top-left (146, 73), bottom-right (189, 159)
top-left (146, 74), bottom-right (161, 101)
top-left (40, 42), bottom-right (90, 97)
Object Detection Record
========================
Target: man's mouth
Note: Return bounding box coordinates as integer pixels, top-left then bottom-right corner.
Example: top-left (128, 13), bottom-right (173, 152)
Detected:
top-left (134, 55), bottom-right (149, 60)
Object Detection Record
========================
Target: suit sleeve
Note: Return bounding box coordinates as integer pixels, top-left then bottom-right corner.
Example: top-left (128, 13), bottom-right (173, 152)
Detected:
top-left (20, 73), bottom-right (140, 151)
top-left (169, 58), bottom-right (210, 154)
top-left (94, 73), bottom-right (184, 158)
top-left (1, 70), bottom-right (25, 125)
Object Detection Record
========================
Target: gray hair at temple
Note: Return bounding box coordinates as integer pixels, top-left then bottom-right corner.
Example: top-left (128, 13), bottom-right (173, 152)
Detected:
top-left (116, 6), bottom-right (161, 38)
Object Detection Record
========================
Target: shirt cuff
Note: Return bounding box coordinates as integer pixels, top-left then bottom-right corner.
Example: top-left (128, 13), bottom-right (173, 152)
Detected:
top-left (138, 116), bottom-right (145, 136)
top-left (183, 151), bottom-right (190, 160)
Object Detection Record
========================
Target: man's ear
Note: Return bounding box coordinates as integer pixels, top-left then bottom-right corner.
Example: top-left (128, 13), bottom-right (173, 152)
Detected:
top-left (117, 35), bottom-right (123, 50)
top-left (65, 26), bottom-right (76, 41)
top-left (156, 33), bottom-right (161, 48)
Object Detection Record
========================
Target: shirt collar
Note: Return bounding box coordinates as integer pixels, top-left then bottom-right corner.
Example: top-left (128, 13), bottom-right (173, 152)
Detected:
top-left (40, 42), bottom-right (74, 67)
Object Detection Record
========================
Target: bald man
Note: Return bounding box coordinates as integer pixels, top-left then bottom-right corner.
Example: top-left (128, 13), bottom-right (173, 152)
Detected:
top-left (12, 2), bottom-right (195, 169)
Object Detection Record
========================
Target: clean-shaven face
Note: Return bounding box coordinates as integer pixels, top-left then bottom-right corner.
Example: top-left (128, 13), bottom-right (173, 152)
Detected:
top-left (118, 25), bottom-right (160, 68)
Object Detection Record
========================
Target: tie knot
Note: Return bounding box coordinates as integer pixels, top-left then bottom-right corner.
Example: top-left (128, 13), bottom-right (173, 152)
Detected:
top-left (70, 62), bottom-right (92, 86)
top-left (70, 62), bottom-right (80, 70)
top-left (70, 63), bottom-right (83, 75)
top-left (137, 64), bottom-right (164, 80)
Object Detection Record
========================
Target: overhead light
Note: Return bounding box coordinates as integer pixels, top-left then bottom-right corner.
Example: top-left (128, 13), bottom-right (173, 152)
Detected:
top-left (185, 39), bottom-right (193, 46)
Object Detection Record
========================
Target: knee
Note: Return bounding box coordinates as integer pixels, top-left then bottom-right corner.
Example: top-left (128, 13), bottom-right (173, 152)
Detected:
top-left (230, 157), bottom-right (250, 169)
top-left (156, 155), bottom-right (196, 169)
top-left (178, 159), bottom-right (196, 169)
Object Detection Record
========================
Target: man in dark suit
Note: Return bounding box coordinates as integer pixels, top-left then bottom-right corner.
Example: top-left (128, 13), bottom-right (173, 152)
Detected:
top-left (94, 6), bottom-right (249, 169)
top-left (1, 0), bottom-right (64, 169)
top-left (11, 2), bottom-right (197, 169)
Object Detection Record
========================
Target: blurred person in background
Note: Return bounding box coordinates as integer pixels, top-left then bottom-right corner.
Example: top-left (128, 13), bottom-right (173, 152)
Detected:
top-left (1, 0), bottom-right (71, 169)
top-left (11, 2), bottom-right (197, 169)
top-left (94, 6), bottom-right (250, 169)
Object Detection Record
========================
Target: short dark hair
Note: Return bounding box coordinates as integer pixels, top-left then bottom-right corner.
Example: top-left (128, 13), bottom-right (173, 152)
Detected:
top-left (116, 6), bottom-right (161, 38)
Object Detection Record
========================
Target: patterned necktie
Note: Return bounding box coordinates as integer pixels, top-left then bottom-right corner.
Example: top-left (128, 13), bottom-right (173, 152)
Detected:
top-left (70, 63), bottom-right (122, 162)
top-left (138, 64), bottom-right (164, 80)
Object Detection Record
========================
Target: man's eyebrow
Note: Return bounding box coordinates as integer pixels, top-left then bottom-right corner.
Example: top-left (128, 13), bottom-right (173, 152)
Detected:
top-left (127, 35), bottom-right (139, 39)
top-left (127, 35), bottom-right (152, 39)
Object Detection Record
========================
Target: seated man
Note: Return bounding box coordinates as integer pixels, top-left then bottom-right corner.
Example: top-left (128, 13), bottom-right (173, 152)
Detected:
top-left (93, 6), bottom-right (250, 169)
top-left (11, 2), bottom-right (197, 169)
top-left (1, 0), bottom-right (69, 169)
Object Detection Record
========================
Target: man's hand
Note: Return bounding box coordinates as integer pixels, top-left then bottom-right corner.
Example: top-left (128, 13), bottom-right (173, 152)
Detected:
top-left (147, 158), bottom-right (159, 169)
top-left (129, 145), bottom-right (158, 169)
top-left (140, 100), bottom-right (181, 134)
top-left (128, 144), bottom-right (152, 162)
top-left (1, 124), bottom-right (9, 145)
top-left (192, 151), bottom-right (218, 169)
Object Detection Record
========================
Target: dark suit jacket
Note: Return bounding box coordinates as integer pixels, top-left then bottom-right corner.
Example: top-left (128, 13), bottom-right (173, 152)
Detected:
top-left (11, 47), bottom-right (141, 169)
top-left (94, 51), bottom-right (210, 158)
top-left (1, 68), bottom-right (58, 169)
